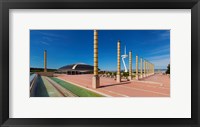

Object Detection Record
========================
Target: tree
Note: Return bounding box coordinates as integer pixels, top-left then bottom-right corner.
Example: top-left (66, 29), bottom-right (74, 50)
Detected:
top-left (166, 64), bottom-right (170, 74)
top-left (123, 72), bottom-right (129, 79)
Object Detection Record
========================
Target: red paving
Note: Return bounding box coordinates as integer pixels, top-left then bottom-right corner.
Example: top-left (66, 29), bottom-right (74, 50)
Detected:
top-left (55, 73), bottom-right (170, 97)
top-left (142, 73), bottom-right (170, 88)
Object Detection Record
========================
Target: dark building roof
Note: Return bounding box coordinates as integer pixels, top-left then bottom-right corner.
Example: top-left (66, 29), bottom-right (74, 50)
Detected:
top-left (58, 63), bottom-right (96, 72)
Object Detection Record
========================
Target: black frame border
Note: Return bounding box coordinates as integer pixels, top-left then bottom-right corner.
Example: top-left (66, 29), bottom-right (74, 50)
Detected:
top-left (0, 0), bottom-right (200, 127)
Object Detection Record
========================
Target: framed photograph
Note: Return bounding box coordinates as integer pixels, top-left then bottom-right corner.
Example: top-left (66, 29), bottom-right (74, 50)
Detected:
top-left (0, 0), bottom-right (199, 127)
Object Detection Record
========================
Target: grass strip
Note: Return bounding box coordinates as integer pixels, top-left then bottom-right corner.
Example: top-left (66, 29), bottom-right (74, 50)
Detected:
top-left (50, 77), bottom-right (104, 97)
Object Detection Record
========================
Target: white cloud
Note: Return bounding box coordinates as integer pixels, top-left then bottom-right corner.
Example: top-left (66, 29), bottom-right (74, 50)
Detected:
top-left (40, 41), bottom-right (49, 45)
top-left (149, 44), bottom-right (169, 55)
top-left (147, 54), bottom-right (169, 61)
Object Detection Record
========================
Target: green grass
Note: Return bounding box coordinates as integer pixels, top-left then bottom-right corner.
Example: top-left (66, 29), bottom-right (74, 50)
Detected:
top-left (50, 77), bottom-right (104, 97)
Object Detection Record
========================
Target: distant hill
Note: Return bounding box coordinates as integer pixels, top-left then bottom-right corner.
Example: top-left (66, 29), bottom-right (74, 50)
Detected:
top-left (30, 67), bottom-right (57, 72)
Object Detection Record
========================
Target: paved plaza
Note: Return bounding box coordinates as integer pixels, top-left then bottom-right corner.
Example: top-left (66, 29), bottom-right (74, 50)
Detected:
top-left (56, 73), bottom-right (170, 97)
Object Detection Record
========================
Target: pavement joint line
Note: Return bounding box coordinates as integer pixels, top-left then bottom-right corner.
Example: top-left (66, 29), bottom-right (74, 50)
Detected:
top-left (118, 85), bottom-right (169, 96)
top-left (101, 76), bottom-right (168, 89)
top-left (131, 80), bottom-right (163, 86)
top-left (56, 77), bottom-right (111, 97)
top-left (99, 88), bottom-right (129, 97)
top-left (159, 87), bottom-right (170, 89)
top-left (132, 83), bottom-right (169, 90)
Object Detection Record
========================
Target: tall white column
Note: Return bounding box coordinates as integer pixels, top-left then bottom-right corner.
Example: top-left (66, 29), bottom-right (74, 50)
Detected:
top-left (117, 40), bottom-right (121, 83)
top-left (146, 61), bottom-right (148, 77)
top-left (153, 64), bottom-right (155, 74)
top-left (128, 51), bottom-right (132, 80)
top-left (144, 60), bottom-right (146, 77)
top-left (136, 55), bottom-right (139, 80)
top-left (92, 30), bottom-right (100, 89)
top-left (140, 58), bottom-right (143, 78)
top-left (44, 50), bottom-right (47, 72)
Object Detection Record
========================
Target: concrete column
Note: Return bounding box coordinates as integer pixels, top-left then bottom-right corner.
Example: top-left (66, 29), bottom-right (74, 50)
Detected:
top-left (150, 63), bottom-right (151, 75)
top-left (146, 61), bottom-right (148, 77)
top-left (148, 62), bottom-right (150, 76)
top-left (136, 55), bottom-right (139, 80)
top-left (144, 60), bottom-right (146, 77)
top-left (92, 30), bottom-right (100, 89)
top-left (153, 64), bottom-right (155, 74)
top-left (149, 63), bottom-right (151, 75)
top-left (140, 58), bottom-right (143, 79)
top-left (128, 51), bottom-right (132, 80)
top-left (44, 50), bottom-right (47, 72)
top-left (150, 63), bottom-right (152, 75)
top-left (147, 62), bottom-right (149, 76)
top-left (117, 40), bottom-right (121, 83)
top-left (149, 63), bottom-right (152, 75)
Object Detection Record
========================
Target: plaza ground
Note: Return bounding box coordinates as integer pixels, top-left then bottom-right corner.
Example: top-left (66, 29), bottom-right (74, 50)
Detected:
top-left (55, 73), bottom-right (170, 97)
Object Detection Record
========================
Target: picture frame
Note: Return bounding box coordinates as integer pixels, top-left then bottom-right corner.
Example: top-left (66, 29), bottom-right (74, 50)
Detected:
top-left (0, 0), bottom-right (199, 126)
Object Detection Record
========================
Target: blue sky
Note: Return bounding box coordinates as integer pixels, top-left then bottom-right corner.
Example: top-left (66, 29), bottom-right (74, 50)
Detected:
top-left (30, 30), bottom-right (170, 70)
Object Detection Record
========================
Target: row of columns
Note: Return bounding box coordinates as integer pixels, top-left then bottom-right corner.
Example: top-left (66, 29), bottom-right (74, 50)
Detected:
top-left (117, 42), bottom-right (155, 82)
top-left (142, 59), bottom-right (155, 78)
top-left (92, 30), bottom-right (155, 88)
top-left (128, 55), bottom-right (155, 81)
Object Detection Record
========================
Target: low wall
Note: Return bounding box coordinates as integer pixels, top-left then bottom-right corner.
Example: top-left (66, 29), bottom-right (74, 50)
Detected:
top-left (30, 74), bottom-right (38, 97)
